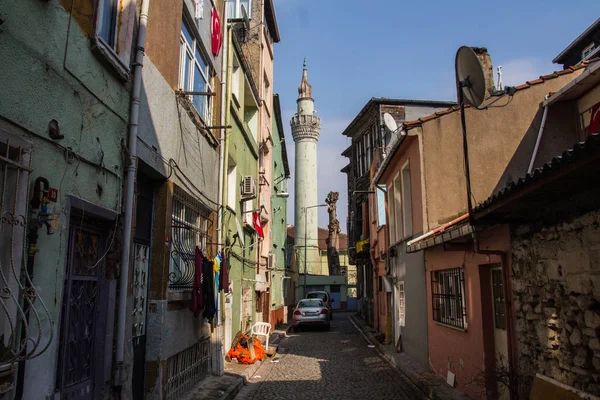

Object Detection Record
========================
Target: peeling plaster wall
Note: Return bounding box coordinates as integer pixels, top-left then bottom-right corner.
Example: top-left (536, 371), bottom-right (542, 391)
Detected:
top-left (0, 1), bottom-right (129, 398)
top-left (511, 209), bottom-right (600, 396)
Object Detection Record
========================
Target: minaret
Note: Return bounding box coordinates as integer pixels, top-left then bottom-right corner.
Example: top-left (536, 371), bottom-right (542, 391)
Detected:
top-left (291, 60), bottom-right (321, 281)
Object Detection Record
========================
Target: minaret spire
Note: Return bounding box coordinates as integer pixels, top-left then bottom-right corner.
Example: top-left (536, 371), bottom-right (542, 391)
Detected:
top-left (298, 58), bottom-right (313, 101)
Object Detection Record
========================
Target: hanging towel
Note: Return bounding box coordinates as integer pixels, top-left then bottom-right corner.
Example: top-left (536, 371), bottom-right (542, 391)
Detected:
top-left (219, 252), bottom-right (229, 292)
top-left (190, 247), bottom-right (204, 317)
top-left (202, 257), bottom-right (216, 320)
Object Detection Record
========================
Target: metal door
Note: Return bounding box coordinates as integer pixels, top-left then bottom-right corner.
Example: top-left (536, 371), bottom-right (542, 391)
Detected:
top-left (56, 217), bottom-right (110, 399)
top-left (490, 267), bottom-right (509, 400)
top-left (132, 174), bottom-right (154, 399)
top-left (330, 285), bottom-right (341, 310)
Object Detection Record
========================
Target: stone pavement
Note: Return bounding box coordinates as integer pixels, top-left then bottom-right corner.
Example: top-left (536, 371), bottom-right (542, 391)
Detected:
top-left (348, 314), bottom-right (468, 400)
top-left (181, 326), bottom-right (292, 400)
top-left (233, 312), bottom-right (426, 400)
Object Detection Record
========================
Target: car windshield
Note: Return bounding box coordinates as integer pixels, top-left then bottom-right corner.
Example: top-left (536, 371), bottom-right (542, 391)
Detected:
top-left (298, 300), bottom-right (323, 308)
top-left (307, 293), bottom-right (327, 301)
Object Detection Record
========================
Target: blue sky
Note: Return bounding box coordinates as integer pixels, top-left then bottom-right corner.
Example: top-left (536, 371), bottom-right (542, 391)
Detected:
top-left (272, 0), bottom-right (599, 232)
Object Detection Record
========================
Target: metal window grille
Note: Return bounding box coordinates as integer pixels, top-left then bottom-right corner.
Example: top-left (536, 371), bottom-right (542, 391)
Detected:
top-left (398, 282), bottom-right (405, 327)
top-left (0, 133), bottom-right (54, 372)
top-left (165, 337), bottom-right (210, 399)
top-left (169, 187), bottom-right (211, 290)
top-left (431, 268), bottom-right (467, 329)
top-left (492, 269), bottom-right (506, 330)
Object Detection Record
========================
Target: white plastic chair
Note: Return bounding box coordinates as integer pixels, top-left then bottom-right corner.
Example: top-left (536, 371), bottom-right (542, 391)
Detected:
top-left (250, 322), bottom-right (271, 349)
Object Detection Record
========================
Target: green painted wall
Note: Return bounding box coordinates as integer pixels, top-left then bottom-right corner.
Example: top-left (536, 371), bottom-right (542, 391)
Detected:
top-left (0, 1), bottom-right (129, 398)
top-left (270, 101), bottom-right (289, 309)
top-left (224, 58), bottom-right (259, 333)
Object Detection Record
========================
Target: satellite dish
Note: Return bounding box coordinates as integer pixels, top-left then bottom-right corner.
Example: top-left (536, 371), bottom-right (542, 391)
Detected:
top-left (383, 113), bottom-right (397, 132)
top-left (235, 217), bottom-right (244, 246)
top-left (455, 46), bottom-right (486, 108)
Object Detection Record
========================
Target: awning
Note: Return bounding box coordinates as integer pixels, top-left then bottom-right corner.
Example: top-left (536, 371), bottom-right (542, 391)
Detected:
top-left (406, 214), bottom-right (473, 253)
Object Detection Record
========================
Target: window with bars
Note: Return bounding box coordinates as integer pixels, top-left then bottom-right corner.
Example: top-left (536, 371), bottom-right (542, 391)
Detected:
top-left (491, 269), bottom-right (506, 330)
top-left (179, 20), bottom-right (213, 123)
top-left (431, 268), bottom-right (467, 329)
top-left (398, 282), bottom-right (405, 327)
top-left (169, 187), bottom-right (210, 290)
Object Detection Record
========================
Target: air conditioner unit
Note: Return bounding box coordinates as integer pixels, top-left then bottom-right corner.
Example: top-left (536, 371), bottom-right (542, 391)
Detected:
top-left (241, 176), bottom-right (256, 199)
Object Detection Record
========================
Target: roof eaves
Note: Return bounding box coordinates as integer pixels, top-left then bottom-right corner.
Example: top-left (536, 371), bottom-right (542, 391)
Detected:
top-left (340, 98), bottom-right (457, 137)
top-left (553, 18), bottom-right (600, 64)
top-left (402, 64), bottom-right (587, 129)
top-left (273, 94), bottom-right (290, 177)
top-left (264, 0), bottom-right (280, 43)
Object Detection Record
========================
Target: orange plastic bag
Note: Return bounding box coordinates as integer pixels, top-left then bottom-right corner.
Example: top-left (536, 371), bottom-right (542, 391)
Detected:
top-left (226, 334), bottom-right (265, 364)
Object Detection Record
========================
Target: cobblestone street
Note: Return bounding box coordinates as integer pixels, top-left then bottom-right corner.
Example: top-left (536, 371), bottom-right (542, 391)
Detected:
top-left (234, 313), bottom-right (425, 400)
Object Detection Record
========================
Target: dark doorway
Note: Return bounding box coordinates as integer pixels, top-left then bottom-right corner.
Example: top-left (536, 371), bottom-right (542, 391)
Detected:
top-left (132, 173), bottom-right (155, 399)
top-left (56, 211), bottom-right (114, 399)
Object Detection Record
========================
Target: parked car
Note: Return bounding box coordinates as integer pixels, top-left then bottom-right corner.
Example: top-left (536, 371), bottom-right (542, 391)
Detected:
top-left (292, 299), bottom-right (331, 331)
top-left (306, 290), bottom-right (333, 319)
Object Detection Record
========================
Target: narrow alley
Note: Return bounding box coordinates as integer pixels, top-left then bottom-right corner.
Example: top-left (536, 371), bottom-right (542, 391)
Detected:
top-left (233, 313), bottom-right (425, 400)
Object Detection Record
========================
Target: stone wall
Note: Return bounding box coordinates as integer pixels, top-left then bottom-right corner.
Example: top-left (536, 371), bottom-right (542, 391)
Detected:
top-left (511, 209), bottom-right (600, 396)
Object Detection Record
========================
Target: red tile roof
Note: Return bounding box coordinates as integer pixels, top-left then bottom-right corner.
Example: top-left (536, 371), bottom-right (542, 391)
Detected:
top-left (402, 61), bottom-right (591, 129)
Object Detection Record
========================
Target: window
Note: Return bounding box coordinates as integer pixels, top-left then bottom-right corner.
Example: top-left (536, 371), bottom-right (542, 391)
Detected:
top-left (232, 58), bottom-right (241, 103)
top-left (582, 42), bottom-right (596, 61)
top-left (431, 268), bottom-right (467, 329)
top-left (170, 187), bottom-right (209, 290)
top-left (393, 173), bottom-right (402, 241)
top-left (180, 21), bottom-right (213, 122)
top-left (398, 282), bottom-right (405, 327)
top-left (97, 0), bottom-right (118, 49)
top-left (491, 269), bottom-right (506, 330)
top-left (227, 160), bottom-right (237, 210)
top-left (377, 185), bottom-right (386, 228)
top-left (263, 73), bottom-right (271, 110)
top-left (92, 0), bottom-right (136, 79)
top-left (366, 132), bottom-right (372, 170)
top-left (227, 0), bottom-right (251, 19)
top-left (388, 182), bottom-right (396, 243)
top-left (401, 161), bottom-right (413, 237)
top-left (242, 199), bottom-right (253, 225)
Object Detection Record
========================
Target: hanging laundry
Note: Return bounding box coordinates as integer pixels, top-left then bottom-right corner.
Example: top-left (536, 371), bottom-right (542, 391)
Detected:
top-left (219, 252), bottom-right (229, 292)
top-left (252, 212), bottom-right (264, 239)
top-left (214, 258), bottom-right (220, 324)
top-left (202, 257), bottom-right (216, 320)
top-left (194, 0), bottom-right (204, 19)
top-left (190, 247), bottom-right (204, 317)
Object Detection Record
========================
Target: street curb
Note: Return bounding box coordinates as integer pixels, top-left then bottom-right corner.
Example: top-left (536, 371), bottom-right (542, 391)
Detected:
top-left (218, 360), bottom-right (263, 400)
top-left (348, 315), bottom-right (467, 400)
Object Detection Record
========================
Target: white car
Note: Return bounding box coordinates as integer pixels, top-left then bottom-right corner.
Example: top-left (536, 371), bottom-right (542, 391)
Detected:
top-left (292, 299), bottom-right (331, 331)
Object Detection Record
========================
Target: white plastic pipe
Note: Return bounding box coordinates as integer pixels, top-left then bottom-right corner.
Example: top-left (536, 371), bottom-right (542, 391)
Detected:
top-left (528, 95), bottom-right (550, 174)
top-left (114, 0), bottom-right (150, 386)
top-left (217, 1), bottom-right (229, 253)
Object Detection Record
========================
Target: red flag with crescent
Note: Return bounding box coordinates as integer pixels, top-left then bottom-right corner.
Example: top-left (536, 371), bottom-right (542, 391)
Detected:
top-left (211, 8), bottom-right (222, 56)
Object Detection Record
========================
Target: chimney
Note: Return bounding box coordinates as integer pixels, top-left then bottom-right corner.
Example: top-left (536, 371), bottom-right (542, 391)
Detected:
top-left (471, 47), bottom-right (496, 95)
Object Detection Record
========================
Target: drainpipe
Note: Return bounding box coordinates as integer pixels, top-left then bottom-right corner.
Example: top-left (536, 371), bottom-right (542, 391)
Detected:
top-left (474, 235), bottom-right (517, 400)
top-left (217, 1), bottom-right (229, 253)
top-left (114, 0), bottom-right (150, 388)
top-left (221, 13), bottom-right (233, 248)
top-left (527, 95), bottom-right (550, 174)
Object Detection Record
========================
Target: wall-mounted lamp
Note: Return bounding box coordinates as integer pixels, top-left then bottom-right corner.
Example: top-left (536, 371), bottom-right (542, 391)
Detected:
top-left (272, 192), bottom-right (289, 198)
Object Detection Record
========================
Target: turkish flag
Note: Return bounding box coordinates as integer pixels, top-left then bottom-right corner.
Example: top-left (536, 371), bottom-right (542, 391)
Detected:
top-left (253, 212), bottom-right (264, 239)
top-left (211, 8), bottom-right (222, 56)
top-left (589, 102), bottom-right (600, 136)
